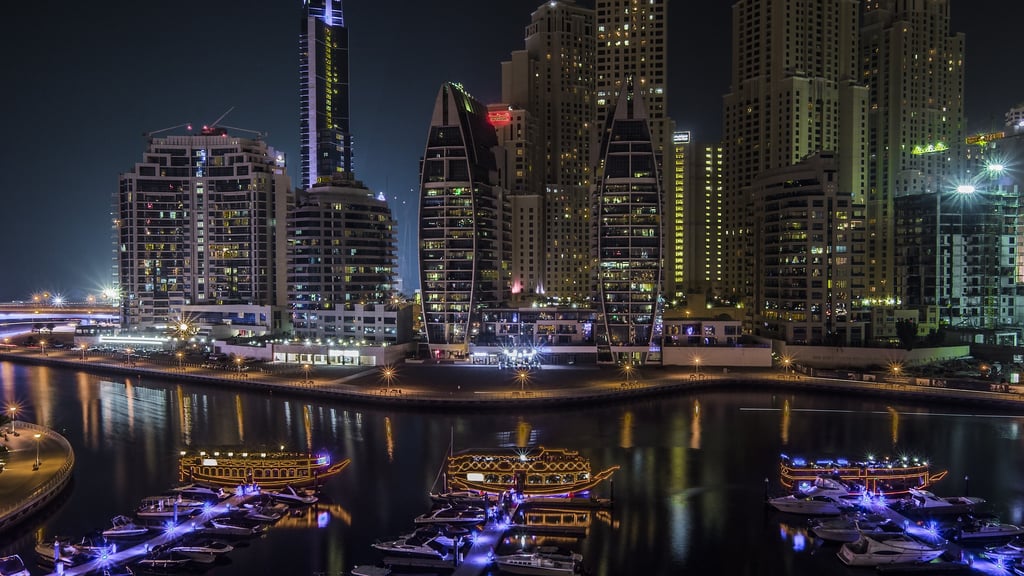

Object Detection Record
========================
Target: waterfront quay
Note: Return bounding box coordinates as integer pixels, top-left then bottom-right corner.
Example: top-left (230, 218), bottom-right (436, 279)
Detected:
top-left (2, 343), bottom-right (1024, 411)
top-left (0, 421), bottom-right (74, 533)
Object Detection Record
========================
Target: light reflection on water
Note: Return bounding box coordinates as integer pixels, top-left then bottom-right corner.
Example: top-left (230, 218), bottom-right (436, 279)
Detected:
top-left (0, 362), bottom-right (1022, 575)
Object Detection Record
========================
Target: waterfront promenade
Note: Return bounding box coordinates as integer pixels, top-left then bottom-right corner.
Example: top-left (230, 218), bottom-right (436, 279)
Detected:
top-left (0, 420), bottom-right (75, 533)
top-left (2, 343), bottom-right (1024, 411)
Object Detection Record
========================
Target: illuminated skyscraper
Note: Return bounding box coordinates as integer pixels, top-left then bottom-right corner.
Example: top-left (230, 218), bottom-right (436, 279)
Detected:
top-left (593, 79), bottom-right (663, 363)
top-left (861, 0), bottom-right (965, 300)
top-left (418, 83), bottom-right (510, 358)
top-left (300, 0), bottom-right (352, 190)
top-left (117, 128), bottom-right (290, 329)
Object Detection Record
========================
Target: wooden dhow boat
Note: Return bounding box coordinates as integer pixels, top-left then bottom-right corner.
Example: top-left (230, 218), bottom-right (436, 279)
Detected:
top-left (445, 446), bottom-right (618, 497)
top-left (178, 449), bottom-right (350, 490)
top-left (780, 454), bottom-right (947, 497)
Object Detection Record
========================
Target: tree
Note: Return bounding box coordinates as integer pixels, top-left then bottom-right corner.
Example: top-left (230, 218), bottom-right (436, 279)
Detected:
top-left (895, 319), bottom-right (918, 350)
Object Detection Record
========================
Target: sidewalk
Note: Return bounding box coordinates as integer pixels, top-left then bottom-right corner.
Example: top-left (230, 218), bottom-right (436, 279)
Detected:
top-left (0, 421), bottom-right (75, 532)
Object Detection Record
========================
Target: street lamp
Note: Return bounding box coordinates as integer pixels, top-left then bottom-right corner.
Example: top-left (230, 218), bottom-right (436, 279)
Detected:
top-left (516, 369), bottom-right (530, 392)
top-left (303, 363), bottom-right (312, 385)
top-left (694, 357), bottom-right (702, 375)
top-left (177, 351), bottom-right (184, 371)
top-left (80, 344), bottom-right (88, 360)
top-left (380, 365), bottom-right (396, 388)
top-left (7, 406), bottom-right (16, 434)
top-left (39, 340), bottom-right (47, 356)
top-left (124, 348), bottom-right (133, 366)
top-left (234, 357), bottom-right (243, 375)
top-left (33, 433), bottom-right (41, 469)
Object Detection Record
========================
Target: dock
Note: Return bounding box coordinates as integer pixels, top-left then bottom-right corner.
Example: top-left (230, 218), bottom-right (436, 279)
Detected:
top-left (41, 491), bottom-right (258, 576)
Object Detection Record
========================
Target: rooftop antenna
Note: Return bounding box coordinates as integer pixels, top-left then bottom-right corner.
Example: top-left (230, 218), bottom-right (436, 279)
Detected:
top-left (202, 106), bottom-right (268, 139)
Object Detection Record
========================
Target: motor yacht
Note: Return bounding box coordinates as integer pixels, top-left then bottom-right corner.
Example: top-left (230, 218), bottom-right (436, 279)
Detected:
top-left (240, 504), bottom-right (285, 522)
top-left (266, 485), bottom-right (319, 505)
top-left (947, 519), bottom-right (1024, 543)
top-left (371, 532), bottom-right (455, 560)
top-left (837, 533), bottom-right (946, 566)
top-left (493, 552), bottom-right (582, 576)
top-left (983, 536), bottom-right (1024, 562)
top-left (102, 515), bottom-right (150, 539)
top-left (894, 488), bottom-right (987, 516)
top-left (413, 505), bottom-right (487, 525)
top-left (136, 550), bottom-right (198, 570)
top-left (810, 513), bottom-right (902, 543)
top-left (0, 554), bottom-right (29, 576)
top-left (167, 483), bottom-right (230, 502)
top-left (135, 495), bottom-right (206, 519)
top-left (201, 516), bottom-right (266, 537)
top-left (429, 490), bottom-right (490, 507)
top-left (33, 539), bottom-right (91, 568)
top-left (768, 492), bottom-right (857, 516)
top-left (168, 538), bottom-right (234, 559)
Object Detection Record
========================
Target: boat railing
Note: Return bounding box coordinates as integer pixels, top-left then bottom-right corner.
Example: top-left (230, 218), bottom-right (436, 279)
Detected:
top-left (0, 421), bottom-right (76, 531)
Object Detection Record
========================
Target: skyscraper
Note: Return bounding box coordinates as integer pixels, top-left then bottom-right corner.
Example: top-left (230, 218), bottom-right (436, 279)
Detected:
top-left (861, 0), bottom-right (965, 300)
top-left (117, 128), bottom-right (290, 329)
top-left (594, 79), bottom-right (663, 363)
top-left (418, 83), bottom-right (510, 358)
top-left (502, 0), bottom-right (595, 302)
top-left (722, 0), bottom-right (868, 324)
top-left (287, 176), bottom-right (397, 340)
top-left (300, 0), bottom-right (352, 191)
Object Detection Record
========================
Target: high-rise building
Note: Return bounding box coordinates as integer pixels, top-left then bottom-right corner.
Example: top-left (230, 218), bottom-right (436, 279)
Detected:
top-left (665, 130), bottom-right (690, 301)
top-left (287, 175), bottom-right (397, 340)
top-left (752, 152), bottom-right (868, 345)
top-left (117, 128), bottom-right (290, 329)
top-left (691, 141), bottom-right (725, 295)
top-left (722, 0), bottom-right (868, 327)
top-left (861, 0), bottom-right (965, 301)
top-left (502, 0), bottom-right (595, 302)
top-left (300, 0), bottom-right (352, 190)
top-left (595, 0), bottom-right (669, 176)
top-left (593, 79), bottom-right (663, 363)
top-left (418, 83), bottom-right (510, 358)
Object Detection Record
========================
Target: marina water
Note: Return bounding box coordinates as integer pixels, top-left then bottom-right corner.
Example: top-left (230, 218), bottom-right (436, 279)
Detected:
top-left (1, 361), bottom-right (1022, 575)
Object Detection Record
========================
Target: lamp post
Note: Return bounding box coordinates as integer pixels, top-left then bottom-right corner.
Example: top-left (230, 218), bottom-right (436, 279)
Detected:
top-left (623, 363), bottom-right (634, 387)
top-left (80, 344), bottom-right (88, 360)
top-left (39, 340), bottom-right (47, 356)
top-left (516, 369), bottom-right (529, 392)
top-left (303, 363), bottom-right (311, 385)
top-left (34, 433), bottom-right (41, 469)
top-left (7, 406), bottom-right (15, 434)
top-left (235, 357), bottom-right (243, 375)
top-left (177, 351), bottom-right (184, 371)
top-left (694, 357), bottom-right (702, 375)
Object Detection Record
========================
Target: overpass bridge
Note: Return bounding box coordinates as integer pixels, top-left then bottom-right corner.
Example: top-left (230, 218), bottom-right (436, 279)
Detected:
top-left (0, 303), bottom-right (118, 339)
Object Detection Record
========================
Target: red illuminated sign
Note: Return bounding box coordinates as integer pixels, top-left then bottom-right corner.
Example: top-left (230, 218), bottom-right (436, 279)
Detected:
top-left (487, 111), bottom-right (512, 127)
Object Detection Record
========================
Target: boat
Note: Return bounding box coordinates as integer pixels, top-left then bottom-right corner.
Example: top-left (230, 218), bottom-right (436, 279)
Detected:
top-left (811, 513), bottom-right (903, 543)
top-left (768, 477), bottom-right (865, 515)
top-left (0, 555), bottom-right (29, 576)
top-left (200, 516), bottom-right (267, 537)
top-left (413, 505), bottom-right (487, 525)
top-left (429, 490), bottom-right (491, 507)
top-left (178, 449), bottom-right (350, 490)
top-left (893, 488), bottom-right (987, 515)
top-left (780, 454), bottom-right (947, 497)
top-left (445, 446), bottom-right (619, 496)
top-left (493, 552), bottom-right (582, 575)
top-left (102, 515), bottom-right (151, 538)
top-left (166, 482), bottom-right (230, 502)
top-left (169, 538), bottom-right (234, 557)
top-left (34, 539), bottom-right (91, 567)
top-left (135, 495), bottom-right (207, 519)
top-left (240, 503), bottom-right (285, 522)
top-left (351, 567), bottom-right (391, 576)
top-left (983, 536), bottom-right (1024, 561)
top-left (945, 519), bottom-right (1024, 543)
top-left (371, 532), bottom-right (457, 560)
top-left (266, 484), bottom-right (319, 505)
top-left (136, 550), bottom-right (199, 570)
top-left (837, 533), bottom-right (946, 566)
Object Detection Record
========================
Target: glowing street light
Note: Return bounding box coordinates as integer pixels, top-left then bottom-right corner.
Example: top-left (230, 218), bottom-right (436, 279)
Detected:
top-left (303, 363), bottom-right (312, 385)
top-left (80, 344), bottom-right (88, 360)
top-left (7, 406), bottom-right (16, 434)
top-left (177, 351), bottom-right (184, 371)
top-left (693, 357), bottom-right (702, 375)
top-left (380, 365), bottom-right (396, 388)
top-left (234, 357), bottom-right (243, 375)
top-left (34, 433), bottom-right (41, 469)
top-left (622, 363), bottom-right (634, 386)
top-left (781, 355), bottom-right (792, 374)
top-left (39, 340), bottom-right (47, 356)
top-left (516, 369), bottom-right (530, 392)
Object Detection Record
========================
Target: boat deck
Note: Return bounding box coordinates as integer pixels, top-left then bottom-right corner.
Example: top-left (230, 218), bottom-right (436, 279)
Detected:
top-left (40, 491), bottom-right (257, 576)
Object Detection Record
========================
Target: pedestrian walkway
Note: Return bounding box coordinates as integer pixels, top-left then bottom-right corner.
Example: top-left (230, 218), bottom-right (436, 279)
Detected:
top-left (0, 421), bottom-right (75, 533)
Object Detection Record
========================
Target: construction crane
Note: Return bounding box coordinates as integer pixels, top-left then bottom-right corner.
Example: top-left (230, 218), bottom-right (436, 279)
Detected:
top-left (143, 122), bottom-right (193, 138)
top-left (200, 107), bottom-right (268, 139)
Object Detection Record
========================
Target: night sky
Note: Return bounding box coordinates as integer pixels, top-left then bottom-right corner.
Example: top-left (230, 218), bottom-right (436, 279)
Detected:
top-left (2, 0), bottom-right (1021, 302)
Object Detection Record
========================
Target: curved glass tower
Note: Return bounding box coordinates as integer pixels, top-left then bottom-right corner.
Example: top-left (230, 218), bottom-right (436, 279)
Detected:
top-left (594, 79), bottom-right (663, 363)
top-left (418, 83), bottom-right (508, 358)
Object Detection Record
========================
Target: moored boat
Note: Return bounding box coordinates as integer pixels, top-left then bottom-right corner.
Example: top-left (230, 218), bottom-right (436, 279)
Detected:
top-left (168, 538), bottom-right (234, 561)
top-left (445, 447), bottom-right (618, 497)
top-left (136, 550), bottom-right (198, 570)
top-left (837, 533), bottom-right (945, 566)
top-left (266, 484), bottom-right (319, 505)
top-left (493, 551), bottom-right (582, 575)
top-left (102, 515), bottom-right (150, 539)
top-left (0, 554), bottom-right (29, 576)
top-left (136, 495), bottom-right (207, 519)
top-left (371, 532), bottom-right (456, 560)
top-left (811, 513), bottom-right (902, 543)
top-left (413, 505), bottom-right (487, 525)
top-left (781, 454), bottom-right (947, 497)
top-left (178, 449), bottom-right (350, 490)
top-left (945, 519), bottom-right (1024, 544)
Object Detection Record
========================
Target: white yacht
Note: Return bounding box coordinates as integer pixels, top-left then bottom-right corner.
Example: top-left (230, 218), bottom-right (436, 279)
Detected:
top-left (102, 515), bottom-right (150, 538)
top-left (837, 533), bottom-right (946, 566)
top-left (983, 536), bottom-right (1024, 561)
top-left (949, 519), bottom-right (1024, 543)
top-left (493, 552), bottom-right (581, 576)
top-left (810, 513), bottom-right (901, 543)
top-left (169, 538), bottom-right (234, 558)
top-left (137, 550), bottom-right (197, 569)
top-left (768, 492), bottom-right (856, 516)
top-left (0, 554), bottom-right (29, 576)
top-left (413, 505), bottom-right (487, 525)
top-left (136, 495), bottom-right (206, 518)
top-left (901, 488), bottom-right (986, 512)
top-left (167, 483), bottom-right (230, 502)
top-left (200, 516), bottom-right (266, 537)
top-left (371, 532), bottom-right (454, 559)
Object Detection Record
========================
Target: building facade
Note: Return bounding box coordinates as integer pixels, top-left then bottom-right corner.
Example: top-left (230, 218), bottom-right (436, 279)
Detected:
top-left (287, 176), bottom-right (397, 340)
top-left (418, 83), bottom-right (510, 358)
top-left (752, 152), bottom-right (869, 345)
top-left (300, 0), bottom-right (353, 189)
top-left (593, 79), bottom-right (663, 363)
top-left (861, 0), bottom-right (965, 301)
top-left (722, 0), bottom-right (867, 325)
top-left (117, 129), bottom-right (290, 329)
